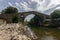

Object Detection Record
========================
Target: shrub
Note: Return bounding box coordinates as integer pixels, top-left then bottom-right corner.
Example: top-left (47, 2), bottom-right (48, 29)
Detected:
top-left (1, 6), bottom-right (18, 14)
top-left (12, 16), bottom-right (19, 23)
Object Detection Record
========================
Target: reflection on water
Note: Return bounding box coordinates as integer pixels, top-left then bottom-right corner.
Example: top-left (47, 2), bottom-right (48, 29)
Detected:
top-left (41, 35), bottom-right (57, 40)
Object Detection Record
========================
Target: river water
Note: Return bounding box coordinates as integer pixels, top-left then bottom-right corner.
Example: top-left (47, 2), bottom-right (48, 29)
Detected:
top-left (40, 35), bottom-right (57, 40)
top-left (25, 26), bottom-right (58, 40)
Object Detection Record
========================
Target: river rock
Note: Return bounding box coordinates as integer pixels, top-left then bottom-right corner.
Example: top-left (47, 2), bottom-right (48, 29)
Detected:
top-left (0, 23), bottom-right (37, 40)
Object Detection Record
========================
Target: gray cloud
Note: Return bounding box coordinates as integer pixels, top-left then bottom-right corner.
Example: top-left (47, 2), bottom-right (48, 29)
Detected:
top-left (43, 4), bottom-right (60, 15)
top-left (0, 0), bottom-right (60, 15)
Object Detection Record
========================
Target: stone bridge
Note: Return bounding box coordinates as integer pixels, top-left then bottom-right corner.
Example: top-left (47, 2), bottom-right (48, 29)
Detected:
top-left (0, 11), bottom-right (50, 23)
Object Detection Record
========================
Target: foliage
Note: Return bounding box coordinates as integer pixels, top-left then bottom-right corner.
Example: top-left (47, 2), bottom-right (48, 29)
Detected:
top-left (1, 6), bottom-right (18, 14)
top-left (51, 9), bottom-right (60, 27)
top-left (12, 16), bottom-right (19, 23)
top-left (51, 10), bottom-right (60, 19)
top-left (28, 15), bottom-right (44, 27)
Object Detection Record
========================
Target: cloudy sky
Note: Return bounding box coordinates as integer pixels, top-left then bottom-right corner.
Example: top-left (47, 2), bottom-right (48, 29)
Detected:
top-left (0, 0), bottom-right (60, 15)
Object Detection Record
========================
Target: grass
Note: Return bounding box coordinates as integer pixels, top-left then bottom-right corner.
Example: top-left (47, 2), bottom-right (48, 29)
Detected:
top-left (30, 27), bottom-right (60, 40)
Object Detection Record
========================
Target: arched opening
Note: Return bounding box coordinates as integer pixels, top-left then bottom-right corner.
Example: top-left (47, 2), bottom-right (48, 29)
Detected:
top-left (24, 14), bottom-right (35, 25)
top-left (24, 14), bottom-right (35, 22)
top-left (24, 14), bottom-right (44, 27)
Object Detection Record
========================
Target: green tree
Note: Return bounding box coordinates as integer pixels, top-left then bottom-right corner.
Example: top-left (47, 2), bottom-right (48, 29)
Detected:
top-left (51, 9), bottom-right (60, 27)
top-left (1, 6), bottom-right (18, 14)
top-left (28, 15), bottom-right (43, 27)
top-left (51, 10), bottom-right (60, 19)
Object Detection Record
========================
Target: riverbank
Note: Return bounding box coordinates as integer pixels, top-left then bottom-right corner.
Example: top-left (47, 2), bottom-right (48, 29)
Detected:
top-left (0, 23), bottom-right (37, 40)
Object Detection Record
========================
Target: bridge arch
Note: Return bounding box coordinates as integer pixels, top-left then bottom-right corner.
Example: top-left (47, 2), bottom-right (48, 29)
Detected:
top-left (19, 11), bottom-right (50, 23)
top-left (0, 11), bottom-right (50, 23)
